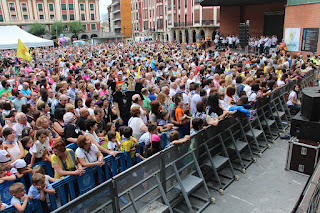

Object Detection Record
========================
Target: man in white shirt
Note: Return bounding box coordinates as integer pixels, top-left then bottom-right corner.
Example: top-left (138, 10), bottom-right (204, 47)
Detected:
top-left (131, 94), bottom-right (148, 124)
top-left (190, 83), bottom-right (202, 115)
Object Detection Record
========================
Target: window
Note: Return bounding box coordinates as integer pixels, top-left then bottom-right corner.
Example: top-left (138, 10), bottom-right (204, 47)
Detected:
top-left (185, 0), bottom-right (187, 8)
top-left (68, 3), bottom-right (73, 10)
top-left (82, 25), bottom-right (86, 30)
top-left (80, 3), bottom-right (84, 11)
top-left (49, 3), bottom-right (54, 11)
top-left (81, 14), bottom-right (85, 20)
top-left (38, 3), bottom-right (43, 11)
top-left (39, 15), bottom-right (44, 19)
top-left (90, 3), bottom-right (94, 10)
top-left (61, 3), bottom-right (66, 10)
top-left (91, 14), bottom-right (94, 20)
top-left (69, 14), bottom-right (74, 20)
top-left (50, 14), bottom-right (54, 19)
top-left (159, 6), bottom-right (163, 15)
top-left (0, 15), bottom-right (3, 22)
top-left (91, 24), bottom-right (96, 30)
top-left (9, 3), bottom-right (15, 11)
top-left (11, 15), bottom-right (16, 20)
top-left (62, 14), bottom-right (67, 21)
top-left (23, 15), bottom-right (28, 19)
top-left (21, 3), bottom-right (27, 11)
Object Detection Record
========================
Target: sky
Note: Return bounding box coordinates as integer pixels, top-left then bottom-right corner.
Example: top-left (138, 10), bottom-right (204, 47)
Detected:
top-left (100, 0), bottom-right (112, 20)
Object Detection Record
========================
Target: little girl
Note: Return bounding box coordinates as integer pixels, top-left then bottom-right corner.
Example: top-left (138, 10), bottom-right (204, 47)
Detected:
top-left (106, 131), bottom-right (121, 152)
top-left (158, 111), bottom-right (174, 132)
top-left (27, 129), bottom-right (51, 167)
top-left (32, 165), bottom-right (59, 183)
top-left (21, 136), bottom-right (34, 163)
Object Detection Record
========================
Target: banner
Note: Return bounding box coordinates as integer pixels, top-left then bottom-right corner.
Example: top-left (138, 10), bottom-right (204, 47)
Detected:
top-left (301, 28), bottom-right (319, 53)
top-left (285, 28), bottom-right (301, 52)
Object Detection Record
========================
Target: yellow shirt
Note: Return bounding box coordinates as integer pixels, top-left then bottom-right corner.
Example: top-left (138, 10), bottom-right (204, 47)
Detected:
top-left (120, 138), bottom-right (135, 158)
top-left (51, 149), bottom-right (77, 179)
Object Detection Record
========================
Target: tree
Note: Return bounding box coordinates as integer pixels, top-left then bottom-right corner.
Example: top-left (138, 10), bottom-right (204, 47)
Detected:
top-left (69, 21), bottom-right (84, 39)
top-left (28, 23), bottom-right (46, 37)
top-left (51, 21), bottom-right (64, 37)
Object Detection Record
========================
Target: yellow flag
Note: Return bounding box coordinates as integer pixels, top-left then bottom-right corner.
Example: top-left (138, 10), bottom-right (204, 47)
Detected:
top-left (138, 66), bottom-right (141, 78)
top-left (17, 39), bottom-right (31, 61)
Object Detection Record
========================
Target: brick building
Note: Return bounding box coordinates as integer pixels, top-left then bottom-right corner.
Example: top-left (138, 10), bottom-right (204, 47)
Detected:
top-left (131, 0), bottom-right (219, 43)
top-left (0, 0), bottom-right (100, 39)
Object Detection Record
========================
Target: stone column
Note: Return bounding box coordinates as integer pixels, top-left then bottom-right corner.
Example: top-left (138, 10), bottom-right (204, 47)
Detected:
top-left (169, 30), bottom-right (174, 42)
top-left (189, 28), bottom-right (194, 44)
top-left (181, 29), bottom-right (186, 43)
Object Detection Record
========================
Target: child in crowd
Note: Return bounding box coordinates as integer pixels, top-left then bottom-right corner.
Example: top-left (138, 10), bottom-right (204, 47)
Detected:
top-left (158, 111), bottom-right (173, 132)
top-left (175, 97), bottom-right (188, 124)
top-left (27, 129), bottom-right (51, 167)
top-left (136, 134), bottom-right (162, 160)
top-left (165, 130), bottom-right (190, 149)
top-left (106, 131), bottom-right (121, 152)
top-left (0, 163), bottom-right (16, 183)
top-left (191, 118), bottom-right (204, 136)
top-left (119, 126), bottom-right (139, 158)
top-left (28, 173), bottom-right (55, 212)
top-left (21, 136), bottom-right (34, 162)
top-left (0, 198), bottom-right (8, 211)
top-left (139, 124), bottom-right (158, 154)
top-left (32, 165), bottom-right (59, 183)
top-left (0, 139), bottom-right (11, 163)
top-left (9, 182), bottom-right (31, 212)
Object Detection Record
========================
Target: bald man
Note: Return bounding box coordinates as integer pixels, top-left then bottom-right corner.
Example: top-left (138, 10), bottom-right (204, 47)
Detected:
top-left (21, 82), bottom-right (31, 99)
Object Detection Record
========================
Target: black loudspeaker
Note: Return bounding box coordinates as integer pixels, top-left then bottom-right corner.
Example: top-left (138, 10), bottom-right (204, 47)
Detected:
top-left (290, 112), bottom-right (320, 141)
top-left (301, 87), bottom-right (320, 122)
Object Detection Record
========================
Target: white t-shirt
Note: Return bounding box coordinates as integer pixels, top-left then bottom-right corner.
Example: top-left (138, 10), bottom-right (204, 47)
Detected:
top-left (243, 85), bottom-right (251, 96)
top-left (75, 144), bottom-right (99, 163)
top-left (108, 141), bottom-right (119, 151)
top-left (29, 138), bottom-right (50, 158)
top-left (0, 149), bottom-right (10, 162)
top-left (128, 117), bottom-right (145, 140)
top-left (248, 91), bottom-right (258, 102)
top-left (287, 91), bottom-right (297, 106)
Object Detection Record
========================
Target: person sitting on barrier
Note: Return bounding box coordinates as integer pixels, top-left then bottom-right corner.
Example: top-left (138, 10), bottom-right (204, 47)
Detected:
top-left (51, 140), bottom-right (85, 179)
top-left (136, 134), bottom-right (162, 161)
top-left (75, 135), bottom-right (105, 168)
top-left (9, 182), bottom-right (32, 212)
top-left (139, 124), bottom-right (158, 155)
top-left (106, 131), bottom-right (121, 152)
top-left (28, 173), bottom-right (55, 212)
top-left (190, 118), bottom-right (204, 136)
top-left (165, 130), bottom-right (190, 149)
top-left (286, 84), bottom-right (301, 114)
top-left (193, 101), bottom-right (219, 127)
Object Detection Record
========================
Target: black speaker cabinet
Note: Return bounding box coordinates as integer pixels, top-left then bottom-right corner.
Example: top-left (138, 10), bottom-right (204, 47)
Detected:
top-left (301, 87), bottom-right (320, 122)
top-left (286, 137), bottom-right (320, 175)
top-left (290, 112), bottom-right (320, 142)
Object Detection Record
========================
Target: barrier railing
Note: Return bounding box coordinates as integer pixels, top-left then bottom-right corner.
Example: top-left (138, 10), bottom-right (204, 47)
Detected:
top-left (1, 68), bottom-right (318, 213)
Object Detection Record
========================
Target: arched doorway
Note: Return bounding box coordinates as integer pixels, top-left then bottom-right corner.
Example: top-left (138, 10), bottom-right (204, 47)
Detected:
top-left (185, 29), bottom-right (189, 44)
top-left (192, 30), bottom-right (196, 43)
top-left (166, 34), bottom-right (169, 42)
top-left (179, 30), bottom-right (182, 43)
top-left (200, 30), bottom-right (205, 40)
top-left (91, 34), bottom-right (98, 38)
top-left (72, 35), bottom-right (78, 41)
top-left (81, 34), bottom-right (88, 40)
top-left (173, 31), bottom-right (176, 42)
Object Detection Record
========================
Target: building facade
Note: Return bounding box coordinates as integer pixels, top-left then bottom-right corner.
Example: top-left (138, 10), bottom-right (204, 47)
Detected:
top-left (0, 0), bottom-right (100, 39)
top-left (109, 0), bottom-right (132, 38)
top-left (131, 0), bottom-right (219, 43)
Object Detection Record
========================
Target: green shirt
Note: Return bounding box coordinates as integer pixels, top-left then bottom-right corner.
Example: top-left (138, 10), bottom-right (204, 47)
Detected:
top-left (0, 88), bottom-right (12, 99)
top-left (143, 95), bottom-right (151, 112)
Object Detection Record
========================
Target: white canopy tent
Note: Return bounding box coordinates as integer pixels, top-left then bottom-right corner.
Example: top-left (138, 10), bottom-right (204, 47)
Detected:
top-left (0, 25), bottom-right (54, 50)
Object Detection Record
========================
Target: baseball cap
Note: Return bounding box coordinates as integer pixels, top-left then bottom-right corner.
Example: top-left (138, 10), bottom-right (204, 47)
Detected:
top-left (11, 159), bottom-right (27, 169)
top-left (151, 134), bottom-right (160, 143)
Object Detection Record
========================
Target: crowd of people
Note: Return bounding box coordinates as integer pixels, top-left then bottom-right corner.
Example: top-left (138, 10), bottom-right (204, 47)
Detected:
top-left (0, 40), bottom-right (317, 211)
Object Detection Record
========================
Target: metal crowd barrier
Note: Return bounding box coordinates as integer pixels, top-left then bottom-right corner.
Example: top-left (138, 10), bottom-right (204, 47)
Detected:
top-left (2, 68), bottom-right (318, 213)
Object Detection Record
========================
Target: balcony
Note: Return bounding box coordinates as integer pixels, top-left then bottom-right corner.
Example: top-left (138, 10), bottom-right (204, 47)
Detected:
top-left (111, 0), bottom-right (120, 6)
top-left (114, 25), bottom-right (122, 29)
top-left (202, 20), bottom-right (214, 25)
top-left (173, 22), bottom-right (193, 27)
top-left (112, 17), bottom-right (121, 22)
top-left (111, 9), bottom-right (121, 14)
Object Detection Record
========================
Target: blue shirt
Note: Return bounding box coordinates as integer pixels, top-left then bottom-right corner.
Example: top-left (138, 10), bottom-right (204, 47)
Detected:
top-left (28, 182), bottom-right (53, 200)
top-left (21, 88), bottom-right (31, 98)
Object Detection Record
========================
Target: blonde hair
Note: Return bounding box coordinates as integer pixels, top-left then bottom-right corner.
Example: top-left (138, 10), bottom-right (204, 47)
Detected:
top-left (36, 116), bottom-right (47, 128)
top-left (225, 74), bottom-right (233, 87)
top-left (65, 103), bottom-right (74, 112)
top-left (9, 182), bottom-right (24, 195)
top-left (32, 173), bottom-right (45, 185)
top-left (32, 165), bottom-right (45, 175)
top-left (156, 93), bottom-right (166, 105)
top-left (36, 100), bottom-right (44, 109)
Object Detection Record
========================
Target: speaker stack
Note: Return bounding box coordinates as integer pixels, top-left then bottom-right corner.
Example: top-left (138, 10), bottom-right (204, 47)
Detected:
top-left (286, 87), bottom-right (320, 175)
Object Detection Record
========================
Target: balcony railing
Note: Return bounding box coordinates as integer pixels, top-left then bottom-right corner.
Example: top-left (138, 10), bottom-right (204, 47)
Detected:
top-left (202, 20), bottom-right (214, 25)
top-left (194, 0), bottom-right (202, 4)
top-left (174, 22), bottom-right (193, 27)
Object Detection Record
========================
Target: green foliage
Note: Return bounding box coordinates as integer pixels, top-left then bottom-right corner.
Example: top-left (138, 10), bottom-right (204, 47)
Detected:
top-left (51, 21), bottom-right (64, 36)
top-left (69, 21), bottom-right (84, 38)
top-left (28, 23), bottom-right (46, 37)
